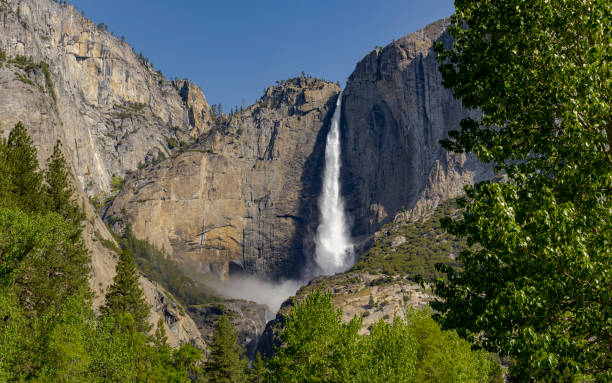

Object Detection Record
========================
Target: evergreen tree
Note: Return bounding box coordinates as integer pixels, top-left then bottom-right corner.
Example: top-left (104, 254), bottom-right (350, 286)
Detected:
top-left (250, 352), bottom-right (266, 383)
top-left (205, 315), bottom-right (248, 383)
top-left (5, 122), bottom-right (45, 212)
top-left (174, 343), bottom-right (206, 383)
top-left (45, 140), bottom-right (83, 224)
top-left (102, 249), bottom-right (151, 334)
top-left (0, 135), bottom-right (10, 202)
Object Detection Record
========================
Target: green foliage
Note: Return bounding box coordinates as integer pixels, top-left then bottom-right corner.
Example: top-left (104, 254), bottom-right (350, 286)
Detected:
top-left (432, 1), bottom-right (611, 381)
top-left (250, 352), bottom-right (266, 383)
top-left (45, 140), bottom-right (84, 224)
top-left (205, 314), bottom-right (248, 383)
top-left (5, 122), bottom-right (45, 212)
top-left (0, 127), bottom-right (89, 314)
top-left (102, 248), bottom-right (152, 334)
top-left (267, 290), bottom-right (363, 383)
top-left (39, 60), bottom-right (57, 102)
top-left (0, 123), bottom-right (204, 381)
top-left (110, 174), bottom-right (125, 193)
top-left (352, 200), bottom-right (464, 280)
top-left (0, 289), bottom-right (25, 381)
top-left (1, 206), bottom-right (86, 315)
top-left (86, 313), bottom-right (141, 382)
top-left (0, 123), bottom-right (93, 380)
top-left (9, 55), bottom-right (37, 71)
top-left (38, 287), bottom-right (93, 382)
top-left (113, 101), bottom-right (147, 119)
top-left (267, 290), bottom-right (500, 383)
top-left (15, 72), bottom-right (34, 86)
top-left (406, 308), bottom-right (502, 383)
top-left (6, 56), bottom-right (56, 100)
top-left (120, 227), bottom-right (220, 307)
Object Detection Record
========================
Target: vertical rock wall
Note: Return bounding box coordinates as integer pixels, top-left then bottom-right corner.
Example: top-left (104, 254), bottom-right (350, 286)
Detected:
top-left (341, 18), bottom-right (493, 244)
top-left (105, 78), bottom-right (340, 280)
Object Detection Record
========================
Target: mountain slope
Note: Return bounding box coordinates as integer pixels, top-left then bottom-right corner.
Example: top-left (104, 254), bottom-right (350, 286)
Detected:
top-left (0, 0), bottom-right (211, 195)
top-left (0, 0), bottom-right (207, 347)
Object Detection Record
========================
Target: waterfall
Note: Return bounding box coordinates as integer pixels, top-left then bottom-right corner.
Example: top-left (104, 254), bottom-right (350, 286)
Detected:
top-left (314, 91), bottom-right (352, 275)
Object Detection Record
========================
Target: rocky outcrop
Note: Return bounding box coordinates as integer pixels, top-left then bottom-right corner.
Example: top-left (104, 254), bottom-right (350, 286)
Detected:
top-left (105, 77), bottom-right (340, 280)
top-left (0, 0), bottom-right (211, 196)
top-left (141, 276), bottom-right (206, 349)
top-left (188, 299), bottom-right (270, 359)
top-left (257, 272), bottom-right (433, 357)
top-left (0, 0), bottom-right (206, 347)
top-left (341, 18), bottom-right (493, 243)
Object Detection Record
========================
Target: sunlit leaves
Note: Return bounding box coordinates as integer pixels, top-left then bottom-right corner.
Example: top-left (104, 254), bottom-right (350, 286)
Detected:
top-left (433, 0), bottom-right (611, 381)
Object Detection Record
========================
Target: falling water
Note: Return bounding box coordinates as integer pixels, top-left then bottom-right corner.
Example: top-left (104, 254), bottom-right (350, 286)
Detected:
top-left (314, 91), bottom-right (353, 275)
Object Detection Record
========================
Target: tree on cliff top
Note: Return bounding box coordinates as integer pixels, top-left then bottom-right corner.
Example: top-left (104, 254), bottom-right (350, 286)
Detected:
top-left (432, 0), bottom-right (611, 381)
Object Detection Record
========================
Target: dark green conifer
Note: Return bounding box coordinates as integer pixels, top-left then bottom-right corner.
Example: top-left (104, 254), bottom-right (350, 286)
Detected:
top-left (102, 249), bottom-right (151, 333)
top-left (5, 122), bottom-right (44, 212)
top-left (45, 140), bottom-right (83, 224)
top-left (205, 315), bottom-right (248, 383)
top-left (250, 352), bottom-right (266, 383)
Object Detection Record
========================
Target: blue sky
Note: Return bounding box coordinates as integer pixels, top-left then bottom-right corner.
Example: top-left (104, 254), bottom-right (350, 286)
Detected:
top-left (69, 1), bottom-right (454, 110)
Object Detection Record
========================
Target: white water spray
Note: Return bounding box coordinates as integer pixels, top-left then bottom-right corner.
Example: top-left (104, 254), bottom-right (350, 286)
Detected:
top-left (314, 92), bottom-right (353, 275)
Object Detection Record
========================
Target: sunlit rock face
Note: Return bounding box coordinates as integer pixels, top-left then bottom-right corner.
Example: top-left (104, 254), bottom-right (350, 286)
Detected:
top-left (0, 0), bottom-right (212, 196)
top-left (105, 78), bottom-right (341, 280)
top-left (0, 0), bottom-right (209, 347)
top-left (341, 18), bottom-right (493, 244)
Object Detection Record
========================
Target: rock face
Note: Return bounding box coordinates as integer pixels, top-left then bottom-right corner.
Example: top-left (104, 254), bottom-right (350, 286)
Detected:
top-left (0, 0), bottom-right (206, 347)
top-left (0, 0), bottom-right (211, 196)
top-left (105, 78), bottom-right (340, 280)
top-left (141, 276), bottom-right (206, 349)
top-left (341, 18), bottom-right (493, 242)
top-left (188, 299), bottom-right (270, 359)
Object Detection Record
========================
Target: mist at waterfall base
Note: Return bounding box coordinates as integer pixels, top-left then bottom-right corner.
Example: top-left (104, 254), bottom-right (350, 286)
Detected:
top-left (218, 276), bottom-right (303, 315)
top-left (218, 92), bottom-right (353, 314)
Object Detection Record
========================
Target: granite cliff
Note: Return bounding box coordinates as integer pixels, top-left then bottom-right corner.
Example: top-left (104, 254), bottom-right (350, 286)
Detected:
top-left (0, 0), bottom-right (207, 347)
top-left (105, 77), bottom-right (340, 280)
top-left (1, 0), bottom-right (492, 352)
top-left (0, 0), bottom-right (211, 195)
top-left (103, 19), bottom-right (493, 283)
top-left (341, 18), bottom-right (492, 244)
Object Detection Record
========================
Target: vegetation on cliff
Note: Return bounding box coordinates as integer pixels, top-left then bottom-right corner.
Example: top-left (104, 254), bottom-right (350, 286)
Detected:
top-left (266, 291), bottom-right (501, 383)
top-left (0, 123), bottom-right (203, 381)
top-left (432, 0), bottom-right (611, 381)
top-left (351, 200), bottom-right (465, 280)
top-left (0, 123), bottom-right (500, 382)
top-left (118, 227), bottom-right (221, 308)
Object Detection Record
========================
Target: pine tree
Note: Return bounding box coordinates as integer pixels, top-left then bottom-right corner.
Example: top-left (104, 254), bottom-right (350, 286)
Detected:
top-left (250, 352), bottom-right (266, 383)
top-left (102, 249), bottom-right (151, 333)
top-left (205, 315), bottom-right (248, 383)
top-left (0, 136), bottom-right (10, 202)
top-left (45, 140), bottom-right (83, 224)
top-left (40, 140), bottom-right (89, 307)
top-left (5, 122), bottom-right (45, 212)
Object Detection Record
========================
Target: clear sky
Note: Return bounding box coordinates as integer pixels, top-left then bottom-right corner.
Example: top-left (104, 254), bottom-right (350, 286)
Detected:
top-left (69, 0), bottom-right (454, 110)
